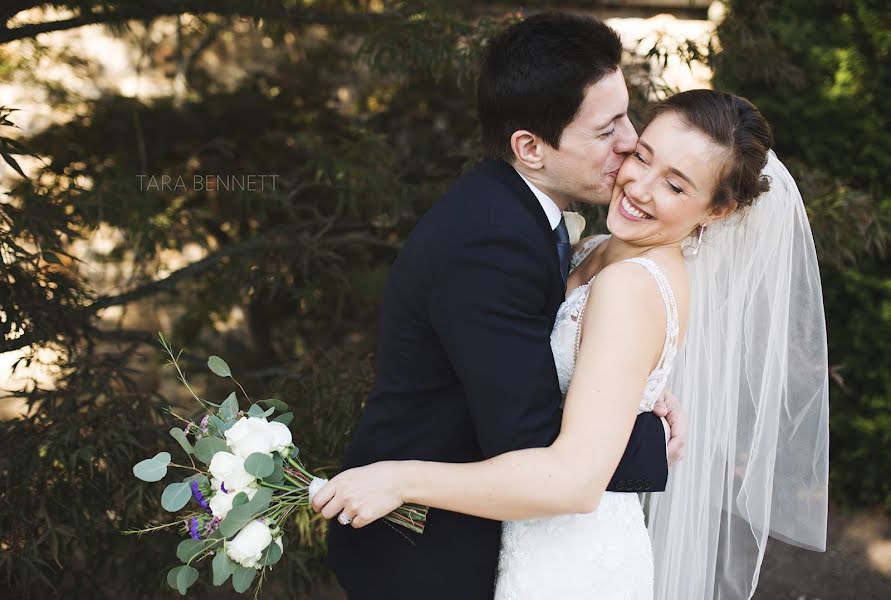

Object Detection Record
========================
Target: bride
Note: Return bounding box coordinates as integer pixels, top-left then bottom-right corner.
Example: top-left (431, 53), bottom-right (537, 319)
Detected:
top-left (311, 89), bottom-right (829, 599)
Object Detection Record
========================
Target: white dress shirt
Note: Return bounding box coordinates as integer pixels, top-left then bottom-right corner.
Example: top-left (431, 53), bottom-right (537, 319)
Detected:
top-left (514, 168), bottom-right (563, 231)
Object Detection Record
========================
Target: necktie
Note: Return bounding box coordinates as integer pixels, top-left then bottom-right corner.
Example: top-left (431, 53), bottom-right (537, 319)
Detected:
top-left (554, 216), bottom-right (571, 286)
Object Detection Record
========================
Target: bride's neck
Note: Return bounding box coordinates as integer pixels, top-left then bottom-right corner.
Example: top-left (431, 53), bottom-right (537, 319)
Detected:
top-left (599, 236), bottom-right (680, 266)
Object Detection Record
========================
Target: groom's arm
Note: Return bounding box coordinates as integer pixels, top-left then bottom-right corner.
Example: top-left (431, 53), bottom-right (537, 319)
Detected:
top-left (428, 225), bottom-right (669, 492)
top-left (428, 225), bottom-right (563, 458)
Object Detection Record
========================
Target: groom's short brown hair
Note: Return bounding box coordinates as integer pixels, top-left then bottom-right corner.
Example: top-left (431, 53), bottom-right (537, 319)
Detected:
top-left (477, 12), bottom-right (623, 162)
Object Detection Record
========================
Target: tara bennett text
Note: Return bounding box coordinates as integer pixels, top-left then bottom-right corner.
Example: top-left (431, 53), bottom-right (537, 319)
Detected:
top-left (137, 174), bottom-right (278, 192)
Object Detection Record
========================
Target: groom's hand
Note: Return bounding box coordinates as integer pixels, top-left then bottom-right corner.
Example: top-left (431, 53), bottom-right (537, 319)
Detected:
top-left (652, 390), bottom-right (686, 466)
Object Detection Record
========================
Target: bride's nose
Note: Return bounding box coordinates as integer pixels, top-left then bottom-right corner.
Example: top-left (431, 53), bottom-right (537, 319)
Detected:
top-left (624, 178), bottom-right (654, 206)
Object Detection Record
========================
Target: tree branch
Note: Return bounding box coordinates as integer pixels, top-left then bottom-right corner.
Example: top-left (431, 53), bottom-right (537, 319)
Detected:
top-left (87, 224), bottom-right (397, 312)
top-left (0, 2), bottom-right (404, 45)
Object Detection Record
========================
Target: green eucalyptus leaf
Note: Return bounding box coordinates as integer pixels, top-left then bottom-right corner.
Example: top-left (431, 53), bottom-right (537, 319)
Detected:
top-left (207, 355), bottom-right (232, 378)
top-left (161, 482), bottom-right (192, 512)
top-left (194, 436), bottom-right (229, 464)
top-left (247, 404), bottom-right (274, 418)
top-left (219, 505), bottom-right (257, 539)
top-left (272, 412), bottom-right (293, 426)
top-left (232, 564), bottom-right (256, 593)
top-left (232, 491), bottom-right (248, 507)
top-left (243, 452), bottom-right (274, 478)
top-left (133, 457), bottom-right (168, 482)
top-left (263, 456), bottom-right (284, 484)
top-left (259, 539), bottom-right (283, 566)
top-left (259, 398), bottom-right (289, 411)
top-left (220, 392), bottom-right (239, 420)
top-left (207, 414), bottom-right (226, 434)
top-left (176, 538), bottom-right (206, 563)
top-left (212, 551), bottom-right (236, 586)
top-left (176, 564), bottom-right (199, 595)
top-left (169, 427), bottom-right (193, 454)
top-left (220, 488), bottom-right (274, 538)
top-left (167, 565), bottom-right (184, 590)
top-left (250, 486), bottom-right (273, 509)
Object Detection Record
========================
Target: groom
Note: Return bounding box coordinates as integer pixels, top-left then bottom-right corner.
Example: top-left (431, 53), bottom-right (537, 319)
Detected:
top-left (327, 13), bottom-right (685, 599)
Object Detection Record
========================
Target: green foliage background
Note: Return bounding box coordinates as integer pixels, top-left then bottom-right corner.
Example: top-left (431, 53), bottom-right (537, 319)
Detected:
top-left (712, 0), bottom-right (891, 511)
top-left (0, 1), bottom-right (889, 598)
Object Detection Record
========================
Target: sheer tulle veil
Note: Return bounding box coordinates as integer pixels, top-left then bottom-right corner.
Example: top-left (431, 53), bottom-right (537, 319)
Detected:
top-left (645, 150), bottom-right (830, 599)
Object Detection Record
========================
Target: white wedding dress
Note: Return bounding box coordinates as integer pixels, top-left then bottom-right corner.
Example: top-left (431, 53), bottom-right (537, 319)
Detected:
top-left (494, 235), bottom-right (679, 600)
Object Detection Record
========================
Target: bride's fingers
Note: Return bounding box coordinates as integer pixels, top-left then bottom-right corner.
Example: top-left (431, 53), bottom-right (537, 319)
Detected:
top-left (319, 489), bottom-right (347, 520)
top-left (311, 481), bottom-right (337, 512)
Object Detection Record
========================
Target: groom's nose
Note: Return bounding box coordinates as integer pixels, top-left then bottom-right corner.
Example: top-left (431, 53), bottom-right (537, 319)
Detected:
top-left (613, 115), bottom-right (638, 154)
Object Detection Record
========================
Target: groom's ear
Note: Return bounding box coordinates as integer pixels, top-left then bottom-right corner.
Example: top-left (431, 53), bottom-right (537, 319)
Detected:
top-left (510, 129), bottom-right (545, 170)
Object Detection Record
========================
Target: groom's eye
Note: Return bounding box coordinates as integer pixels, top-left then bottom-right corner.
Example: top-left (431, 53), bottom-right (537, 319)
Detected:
top-left (599, 129), bottom-right (615, 138)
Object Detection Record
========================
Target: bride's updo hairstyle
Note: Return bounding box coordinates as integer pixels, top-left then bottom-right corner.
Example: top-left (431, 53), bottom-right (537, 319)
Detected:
top-left (649, 89), bottom-right (773, 213)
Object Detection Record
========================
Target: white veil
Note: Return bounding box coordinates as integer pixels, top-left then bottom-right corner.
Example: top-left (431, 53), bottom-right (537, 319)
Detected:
top-left (646, 150), bottom-right (830, 599)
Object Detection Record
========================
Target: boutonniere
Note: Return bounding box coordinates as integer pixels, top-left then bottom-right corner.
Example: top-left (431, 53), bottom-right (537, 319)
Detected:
top-left (562, 211), bottom-right (586, 246)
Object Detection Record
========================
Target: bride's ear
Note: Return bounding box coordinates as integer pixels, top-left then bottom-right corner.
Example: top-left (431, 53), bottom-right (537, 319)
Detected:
top-left (705, 199), bottom-right (738, 224)
top-left (510, 130), bottom-right (545, 170)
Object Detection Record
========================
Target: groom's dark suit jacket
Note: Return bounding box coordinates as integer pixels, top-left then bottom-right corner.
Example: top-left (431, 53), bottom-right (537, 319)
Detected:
top-left (327, 159), bottom-right (668, 599)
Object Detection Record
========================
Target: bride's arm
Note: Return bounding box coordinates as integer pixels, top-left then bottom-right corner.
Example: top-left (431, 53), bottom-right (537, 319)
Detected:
top-left (312, 263), bottom-right (665, 524)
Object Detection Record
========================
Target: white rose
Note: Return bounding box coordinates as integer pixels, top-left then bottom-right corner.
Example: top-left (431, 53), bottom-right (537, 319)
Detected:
top-left (208, 451), bottom-right (256, 491)
top-left (226, 519), bottom-right (273, 569)
top-left (224, 416), bottom-right (292, 458)
top-left (563, 211), bottom-right (587, 246)
top-left (208, 481), bottom-right (258, 519)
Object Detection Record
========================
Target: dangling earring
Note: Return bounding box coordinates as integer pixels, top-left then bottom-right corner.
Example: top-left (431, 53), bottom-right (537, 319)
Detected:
top-left (685, 224), bottom-right (706, 257)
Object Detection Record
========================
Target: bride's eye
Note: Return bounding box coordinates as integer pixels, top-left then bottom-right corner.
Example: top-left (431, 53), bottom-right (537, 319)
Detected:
top-left (667, 181), bottom-right (683, 194)
top-left (632, 151), bottom-right (646, 163)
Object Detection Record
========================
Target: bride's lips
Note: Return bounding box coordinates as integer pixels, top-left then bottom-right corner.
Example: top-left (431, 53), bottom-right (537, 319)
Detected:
top-left (617, 193), bottom-right (655, 221)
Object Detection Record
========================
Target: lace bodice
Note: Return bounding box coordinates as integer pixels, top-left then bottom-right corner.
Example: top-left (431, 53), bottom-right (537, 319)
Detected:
top-left (550, 235), bottom-right (679, 413)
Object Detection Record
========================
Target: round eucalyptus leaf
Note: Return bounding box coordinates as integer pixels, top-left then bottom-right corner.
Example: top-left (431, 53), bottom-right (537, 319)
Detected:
top-left (232, 565), bottom-right (257, 593)
top-left (212, 551), bottom-right (236, 586)
top-left (194, 436), bottom-right (229, 464)
top-left (272, 412), bottom-right (293, 426)
top-left (207, 355), bottom-right (232, 378)
top-left (220, 392), bottom-right (239, 420)
top-left (169, 427), bottom-right (193, 454)
top-left (161, 482), bottom-right (192, 512)
top-left (176, 538), bottom-right (206, 563)
top-left (246, 403), bottom-right (274, 418)
top-left (232, 491), bottom-right (248, 507)
top-left (260, 538), bottom-right (283, 566)
top-left (133, 458), bottom-right (168, 482)
top-left (153, 451), bottom-right (172, 464)
top-left (259, 398), bottom-right (289, 411)
top-left (263, 458), bottom-right (285, 484)
top-left (243, 452), bottom-right (274, 478)
top-left (219, 488), bottom-right (272, 538)
top-left (167, 566), bottom-right (184, 590)
top-left (176, 564), bottom-right (199, 595)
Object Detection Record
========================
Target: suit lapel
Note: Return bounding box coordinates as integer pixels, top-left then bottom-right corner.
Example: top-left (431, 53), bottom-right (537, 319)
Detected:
top-left (478, 159), bottom-right (565, 317)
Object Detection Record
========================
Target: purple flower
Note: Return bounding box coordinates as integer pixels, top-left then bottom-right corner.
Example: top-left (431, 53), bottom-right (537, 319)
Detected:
top-left (220, 482), bottom-right (228, 494)
top-left (189, 517), bottom-right (200, 540)
top-left (204, 516), bottom-right (221, 535)
top-left (200, 415), bottom-right (210, 430)
top-left (190, 479), bottom-right (211, 513)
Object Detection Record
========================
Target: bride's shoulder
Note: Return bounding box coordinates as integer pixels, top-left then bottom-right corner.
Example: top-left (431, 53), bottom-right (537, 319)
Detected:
top-left (585, 261), bottom-right (666, 312)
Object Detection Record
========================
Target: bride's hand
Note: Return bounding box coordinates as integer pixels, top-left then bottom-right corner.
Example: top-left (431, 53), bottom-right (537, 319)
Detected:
top-left (310, 461), bottom-right (405, 528)
top-left (653, 389), bottom-right (687, 466)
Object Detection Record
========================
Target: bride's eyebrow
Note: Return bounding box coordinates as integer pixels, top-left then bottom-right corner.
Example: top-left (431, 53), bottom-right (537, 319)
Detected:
top-left (638, 139), bottom-right (697, 190)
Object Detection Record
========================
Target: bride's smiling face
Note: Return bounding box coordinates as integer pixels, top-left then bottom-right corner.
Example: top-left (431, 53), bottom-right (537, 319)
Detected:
top-left (606, 111), bottom-right (733, 247)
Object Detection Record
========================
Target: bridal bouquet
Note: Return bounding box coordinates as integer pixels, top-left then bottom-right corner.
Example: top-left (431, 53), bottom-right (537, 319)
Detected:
top-left (126, 332), bottom-right (427, 596)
